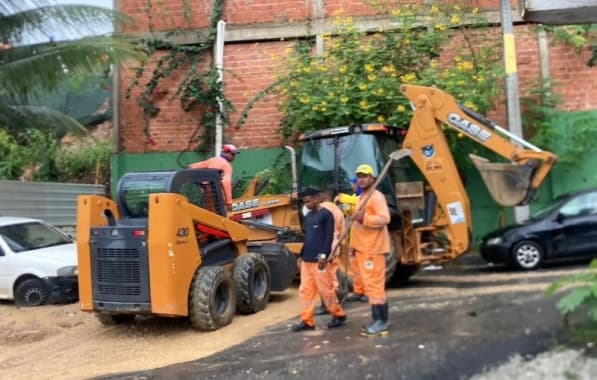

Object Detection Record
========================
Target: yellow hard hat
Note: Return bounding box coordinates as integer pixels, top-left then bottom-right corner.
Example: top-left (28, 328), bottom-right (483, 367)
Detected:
top-left (355, 164), bottom-right (375, 176)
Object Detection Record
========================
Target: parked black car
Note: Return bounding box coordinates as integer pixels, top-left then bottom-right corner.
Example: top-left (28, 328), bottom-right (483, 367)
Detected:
top-left (480, 188), bottom-right (597, 270)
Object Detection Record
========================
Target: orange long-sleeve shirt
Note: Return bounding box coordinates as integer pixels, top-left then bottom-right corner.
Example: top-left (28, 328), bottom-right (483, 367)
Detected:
top-left (349, 189), bottom-right (390, 255)
top-left (321, 201), bottom-right (345, 250)
top-left (189, 155), bottom-right (233, 205)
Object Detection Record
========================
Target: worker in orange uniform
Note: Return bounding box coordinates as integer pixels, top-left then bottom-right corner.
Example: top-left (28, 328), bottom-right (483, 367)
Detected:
top-left (291, 188), bottom-right (347, 332)
top-left (189, 144), bottom-right (239, 210)
top-left (350, 164), bottom-right (391, 337)
top-left (314, 187), bottom-right (346, 315)
top-left (335, 178), bottom-right (368, 303)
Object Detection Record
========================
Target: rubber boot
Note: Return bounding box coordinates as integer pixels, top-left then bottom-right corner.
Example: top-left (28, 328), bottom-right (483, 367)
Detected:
top-left (361, 304), bottom-right (389, 337)
top-left (360, 304), bottom-right (380, 332)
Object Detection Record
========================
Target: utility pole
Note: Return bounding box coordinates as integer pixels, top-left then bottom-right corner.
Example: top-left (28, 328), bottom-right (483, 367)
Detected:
top-left (500, 0), bottom-right (529, 222)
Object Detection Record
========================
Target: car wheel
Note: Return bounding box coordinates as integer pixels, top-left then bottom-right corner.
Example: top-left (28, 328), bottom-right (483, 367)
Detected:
top-left (15, 278), bottom-right (49, 306)
top-left (511, 240), bottom-right (544, 270)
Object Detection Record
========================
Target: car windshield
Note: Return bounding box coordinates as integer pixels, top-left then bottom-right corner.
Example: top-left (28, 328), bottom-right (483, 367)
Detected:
top-left (0, 222), bottom-right (72, 253)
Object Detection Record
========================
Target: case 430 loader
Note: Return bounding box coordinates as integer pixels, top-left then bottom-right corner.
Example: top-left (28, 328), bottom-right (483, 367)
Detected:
top-left (76, 168), bottom-right (297, 331)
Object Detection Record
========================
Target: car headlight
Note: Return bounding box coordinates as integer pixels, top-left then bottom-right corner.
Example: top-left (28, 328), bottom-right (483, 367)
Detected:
top-left (485, 237), bottom-right (503, 246)
top-left (57, 265), bottom-right (78, 277)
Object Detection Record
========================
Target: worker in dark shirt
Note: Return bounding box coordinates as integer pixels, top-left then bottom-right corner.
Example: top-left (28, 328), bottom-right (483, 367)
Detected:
top-left (291, 187), bottom-right (347, 332)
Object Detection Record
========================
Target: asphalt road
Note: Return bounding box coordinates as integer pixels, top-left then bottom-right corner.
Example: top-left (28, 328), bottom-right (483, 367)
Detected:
top-left (98, 256), bottom-right (590, 380)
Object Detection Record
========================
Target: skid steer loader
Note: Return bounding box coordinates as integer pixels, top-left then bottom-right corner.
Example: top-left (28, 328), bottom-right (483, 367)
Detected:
top-left (76, 168), bottom-right (296, 331)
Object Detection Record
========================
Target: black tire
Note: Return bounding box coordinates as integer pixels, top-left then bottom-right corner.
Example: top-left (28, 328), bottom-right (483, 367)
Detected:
top-left (510, 240), bottom-right (544, 270)
top-left (95, 313), bottom-right (136, 325)
top-left (233, 253), bottom-right (271, 314)
top-left (390, 264), bottom-right (418, 286)
top-left (14, 278), bottom-right (49, 307)
top-left (189, 266), bottom-right (236, 331)
top-left (385, 237), bottom-right (398, 283)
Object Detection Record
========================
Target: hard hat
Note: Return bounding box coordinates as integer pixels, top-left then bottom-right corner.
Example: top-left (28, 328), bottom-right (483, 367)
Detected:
top-left (222, 144), bottom-right (240, 154)
top-left (355, 164), bottom-right (375, 176)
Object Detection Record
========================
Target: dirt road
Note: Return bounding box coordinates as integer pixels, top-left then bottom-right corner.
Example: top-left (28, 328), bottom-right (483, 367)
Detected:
top-left (0, 289), bottom-right (300, 380)
top-left (0, 263), bottom-right (592, 380)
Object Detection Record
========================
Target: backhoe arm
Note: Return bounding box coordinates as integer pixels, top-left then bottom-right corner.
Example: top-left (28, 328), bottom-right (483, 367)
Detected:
top-left (400, 84), bottom-right (558, 207)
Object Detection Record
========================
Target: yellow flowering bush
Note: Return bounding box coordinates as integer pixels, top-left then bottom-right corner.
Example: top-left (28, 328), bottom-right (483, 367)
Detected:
top-left (243, 1), bottom-right (503, 141)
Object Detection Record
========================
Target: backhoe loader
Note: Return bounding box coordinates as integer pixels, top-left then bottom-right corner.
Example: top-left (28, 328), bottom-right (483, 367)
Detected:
top-left (76, 169), bottom-right (296, 331)
top-left (298, 84), bottom-right (557, 282)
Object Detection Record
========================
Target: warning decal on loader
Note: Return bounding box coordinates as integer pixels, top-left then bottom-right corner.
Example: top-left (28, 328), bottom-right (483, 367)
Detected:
top-left (446, 201), bottom-right (465, 224)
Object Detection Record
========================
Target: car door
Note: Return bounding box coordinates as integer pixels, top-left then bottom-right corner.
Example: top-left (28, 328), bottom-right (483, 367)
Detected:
top-left (0, 239), bottom-right (10, 298)
top-left (554, 191), bottom-right (597, 258)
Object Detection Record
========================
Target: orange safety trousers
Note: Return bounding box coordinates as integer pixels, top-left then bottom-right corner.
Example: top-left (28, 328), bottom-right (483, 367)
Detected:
top-left (355, 250), bottom-right (386, 305)
top-left (299, 261), bottom-right (346, 326)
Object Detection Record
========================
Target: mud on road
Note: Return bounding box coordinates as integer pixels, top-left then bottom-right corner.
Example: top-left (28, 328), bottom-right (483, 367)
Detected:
top-left (0, 260), bottom-right (592, 380)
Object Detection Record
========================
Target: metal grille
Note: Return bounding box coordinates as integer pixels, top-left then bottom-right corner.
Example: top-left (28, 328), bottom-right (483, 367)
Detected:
top-left (94, 247), bottom-right (142, 297)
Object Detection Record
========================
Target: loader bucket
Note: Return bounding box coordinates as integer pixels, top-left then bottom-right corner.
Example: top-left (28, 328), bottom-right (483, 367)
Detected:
top-left (469, 154), bottom-right (537, 207)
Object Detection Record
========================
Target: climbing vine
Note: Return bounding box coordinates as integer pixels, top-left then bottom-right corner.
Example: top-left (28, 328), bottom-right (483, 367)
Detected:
top-left (125, 0), bottom-right (233, 151)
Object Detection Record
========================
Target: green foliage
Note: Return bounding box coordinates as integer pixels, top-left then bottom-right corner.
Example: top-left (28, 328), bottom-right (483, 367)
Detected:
top-left (0, 128), bottom-right (59, 181)
top-left (0, 127), bottom-right (111, 184)
top-left (240, 1), bottom-right (502, 148)
top-left (254, 164), bottom-right (294, 195)
top-left (55, 140), bottom-right (112, 183)
top-left (545, 259), bottom-right (597, 322)
top-left (0, 129), bottom-right (29, 179)
top-left (543, 24), bottom-right (597, 67)
top-left (126, 0), bottom-right (233, 151)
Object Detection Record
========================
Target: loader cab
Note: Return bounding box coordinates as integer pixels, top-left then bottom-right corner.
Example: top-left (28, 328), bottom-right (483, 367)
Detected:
top-left (117, 169), bottom-right (227, 223)
top-left (298, 124), bottom-right (424, 228)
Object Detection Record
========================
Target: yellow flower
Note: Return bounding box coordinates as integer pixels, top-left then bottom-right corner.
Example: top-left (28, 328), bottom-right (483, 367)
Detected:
top-left (321, 100), bottom-right (328, 106)
top-left (430, 60), bottom-right (439, 69)
top-left (368, 74), bottom-right (377, 81)
top-left (284, 47), bottom-right (293, 54)
top-left (300, 96), bottom-right (311, 104)
top-left (375, 88), bottom-right (384, 95)
top-left (391, 9), bottom-right (401, 17)
top-left (339, 65), bottom-right (347, 73)
top-left (457, 61), bottom-right (474, 71)
top-left (396, 104), bottom-right (406, 112)
top-left (472, 7), bottom-right (479, 14)
top-left (431, 5), bottom-right (439, 14)
top-left (290, 80), bottom-right (298, 87)
top-left (382, 65), bottom-right (395, 73)
top-left (358, 83), bottom-right (367, 91)
top-left (359, 100), bottom-right (369, 109)
top-left (464, 101), bottom-right (477, 111)
top-left (454, 5), bottom-right (461, 11)
top-left (454, 56), bottom-right (462, 62)
top-left (322, 80), bottom-right (329, 85)
top-left (302, 66), bottom-right (311, 73)
top-left (328, 92), bottom-right (335, 97)
top-left (321, 107), bottom-right (327, 112)
top-left (312, 105), bottom-right (319, 111)
top-left (434, 23), bottom-right (446, 31)
top-left (364, 64), bottom-right (375, 73)
top-left (377, 115), bottom-right (386, 123)
top-left (450, 15), bottom-right (460, 25)
top-left (400, 73), bottom-right (416, 83)
top-left (319, 65), bottom-right (329, 72)
top-left (340, 96), bottom-right (349, 103)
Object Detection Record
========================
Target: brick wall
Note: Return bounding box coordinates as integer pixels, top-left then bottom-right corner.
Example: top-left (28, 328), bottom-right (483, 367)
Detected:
top-left (117, 0), bottom-right (597, 153)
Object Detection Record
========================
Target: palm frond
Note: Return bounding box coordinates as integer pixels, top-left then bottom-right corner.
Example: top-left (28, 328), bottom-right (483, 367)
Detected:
top-left (0, 102), bottom-right (89, 137)
top-left (0, 35), bottom-right (146, 101)
top-left (1, 3), bottom-right (131, 44)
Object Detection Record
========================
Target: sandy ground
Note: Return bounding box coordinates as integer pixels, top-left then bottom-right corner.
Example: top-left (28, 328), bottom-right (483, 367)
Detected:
top-left (1, 265), bottom-right (596, 380)
top-left (0, 288), bottom-right (300, 380)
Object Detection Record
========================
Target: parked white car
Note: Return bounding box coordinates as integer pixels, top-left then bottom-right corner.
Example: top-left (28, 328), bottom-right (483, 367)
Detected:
top-left (0, 217), bottom-right (78, 306)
